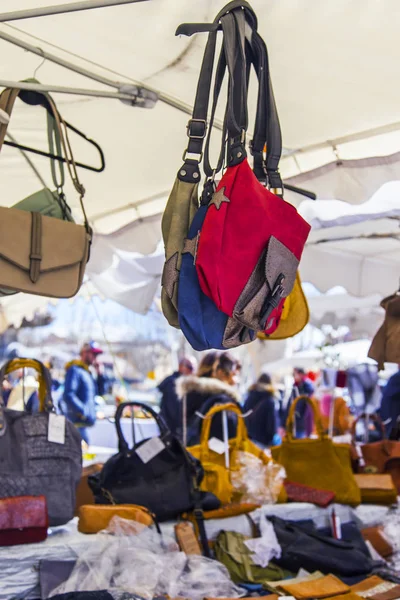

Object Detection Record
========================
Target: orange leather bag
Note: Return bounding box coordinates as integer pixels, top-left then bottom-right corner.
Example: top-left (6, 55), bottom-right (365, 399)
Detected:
top-left (351, 413), bottom-right (400, 493)
top-left (78, 504), bottom-right (155, 534)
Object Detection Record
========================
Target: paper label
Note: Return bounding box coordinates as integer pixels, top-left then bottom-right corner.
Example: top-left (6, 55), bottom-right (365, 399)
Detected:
top-left (136, 437), bottom-right (165, 464)
top-left (208, 437), bottom-right (227, 455)
top-left (48, 413), bottom-right (66, 445)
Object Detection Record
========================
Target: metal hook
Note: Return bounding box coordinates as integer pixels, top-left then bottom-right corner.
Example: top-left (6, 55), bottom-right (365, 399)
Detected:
top-left (33, 47), bottom-right (46, 78)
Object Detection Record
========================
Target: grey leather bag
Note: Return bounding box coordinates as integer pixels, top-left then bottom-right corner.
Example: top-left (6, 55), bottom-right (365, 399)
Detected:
top-left (0, 358), bottom-right (82, 526)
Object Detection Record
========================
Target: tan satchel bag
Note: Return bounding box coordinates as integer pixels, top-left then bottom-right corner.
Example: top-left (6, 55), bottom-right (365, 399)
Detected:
top-left (0, 87), bottom-right (92, 298)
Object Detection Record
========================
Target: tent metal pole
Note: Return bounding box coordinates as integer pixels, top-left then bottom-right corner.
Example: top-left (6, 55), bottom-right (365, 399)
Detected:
top-left (0, 29), bottom-right (148, 95)
top-left (0, 28), bottom-right (209, 123)
top-left (0, 0), bottom-right (149, 23)
top-left (0, 79), bottom-right (139, 101)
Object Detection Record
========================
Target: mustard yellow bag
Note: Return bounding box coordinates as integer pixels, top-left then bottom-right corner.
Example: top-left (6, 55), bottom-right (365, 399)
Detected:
top-left (187, 403), bottom-right (271, 505)
top-left (258, 273), bottom-right (309, 340)
top-left (271, 396), bottom-right (361, 506)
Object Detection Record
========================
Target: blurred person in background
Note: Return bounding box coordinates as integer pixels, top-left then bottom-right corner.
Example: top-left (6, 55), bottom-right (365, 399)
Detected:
top-left (283, 367), bottom-right (315, 439)
top-left (379, 365), bottom-right (400, 436)
top-left (244, 373), bottom-right (281, 448)
top-left (61, 342), bottom-right (103, 444)
top-left (176, 351), bottom-right (242, 445)
top-left (158, 356), bottom-right (197, 436)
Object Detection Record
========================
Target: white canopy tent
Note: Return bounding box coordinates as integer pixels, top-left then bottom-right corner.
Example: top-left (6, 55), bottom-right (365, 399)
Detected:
top-left (0, 0), bottom-right (399, 325)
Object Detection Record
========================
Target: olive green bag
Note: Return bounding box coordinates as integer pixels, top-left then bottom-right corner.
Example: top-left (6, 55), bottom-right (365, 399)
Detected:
top-left (161, 177), bottom-right (199, 328)
top-left (214, 530), bottom-right (290, 584)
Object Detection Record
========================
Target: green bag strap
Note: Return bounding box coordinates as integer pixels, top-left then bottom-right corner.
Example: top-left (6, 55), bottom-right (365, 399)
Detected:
top-left (47, 110), bottom-right (65, 191)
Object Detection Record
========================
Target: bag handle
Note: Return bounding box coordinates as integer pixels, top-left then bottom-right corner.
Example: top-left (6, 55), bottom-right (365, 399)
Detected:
top-left (199, 402), bottom-right (248, 460)
top-left (351, 412), bottom-right (387, 442)
top-left (115, 401), bottom-right (169, 453)
top-left (0, 358), bottom-right (54, 412)
top-left (285, 395), bottom-right (325, 441)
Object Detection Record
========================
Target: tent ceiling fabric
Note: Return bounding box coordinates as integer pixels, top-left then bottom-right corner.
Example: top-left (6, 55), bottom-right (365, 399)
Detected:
top-left (0, 0), bottom-right (400, 322)
top-left (0, 0), bottom-right (399, 226)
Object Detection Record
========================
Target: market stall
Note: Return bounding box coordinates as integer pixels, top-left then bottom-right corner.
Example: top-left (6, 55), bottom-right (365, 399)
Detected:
top-left (0, 1), bottom-right (400, 599)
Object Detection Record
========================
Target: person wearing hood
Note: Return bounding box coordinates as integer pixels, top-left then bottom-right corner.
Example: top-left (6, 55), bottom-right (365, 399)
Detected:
top-left (176, 351), bottom-right (242, 446)
top-left (244, 373), bottom-right (280, 448)
top-left (61, 342), bottom-right (103, 444)
top-left (158, 357), bottom-right (197, 436)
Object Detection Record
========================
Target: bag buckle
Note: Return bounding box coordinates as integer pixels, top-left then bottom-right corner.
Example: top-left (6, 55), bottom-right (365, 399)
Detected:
top-left (193, 507), bottom-right (205, 520)
top-left (260, 273), bottom-right (285, 329)
top-left (186, 118), bottom-right (207, 140)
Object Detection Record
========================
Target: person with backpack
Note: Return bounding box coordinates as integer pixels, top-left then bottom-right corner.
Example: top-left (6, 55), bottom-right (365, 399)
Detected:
top-left (61, 342), bottom-right (103, 444)
top-left (176, 351), bottom-right (242, 446)
top-left (244, 373), bottom-right (281, 448)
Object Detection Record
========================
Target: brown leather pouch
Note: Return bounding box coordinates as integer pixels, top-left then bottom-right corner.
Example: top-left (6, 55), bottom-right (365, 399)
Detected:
top-left (280, 574), bottom-right (349, 599)
top-left (354, 474), bottom-right (397, 505)
top-left (75, 463), bottom-right (103, 516)
top-left (361, 526), bottom-right (394, 558)
top-left (78, 504), bottom-right (155, 534)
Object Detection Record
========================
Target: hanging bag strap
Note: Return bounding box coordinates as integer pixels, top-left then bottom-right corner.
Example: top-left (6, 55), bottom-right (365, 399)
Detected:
top-left (45, 95), bottom-right (91, 234)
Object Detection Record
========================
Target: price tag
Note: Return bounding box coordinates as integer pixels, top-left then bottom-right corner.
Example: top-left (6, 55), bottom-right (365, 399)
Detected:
top-left (136, 437), bottom-right (165, 464)
top-left (48, 413), bottom-right (66, 445)
top-left (208, 437), bottom-right (226, 455)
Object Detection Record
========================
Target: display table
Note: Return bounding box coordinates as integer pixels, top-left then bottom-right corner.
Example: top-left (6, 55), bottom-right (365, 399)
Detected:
top-left (0, 503), bottom-right (390, 600)
top-left (89, 417), bottom-right (159, 449)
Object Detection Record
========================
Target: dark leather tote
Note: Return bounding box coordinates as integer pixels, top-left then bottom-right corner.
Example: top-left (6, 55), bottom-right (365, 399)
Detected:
top-left (0, 358), bottom-right (82, 526)
top-left (89, 401), bottom-right (204, 522)
top-left (269, 516), bottom-right (375, 576)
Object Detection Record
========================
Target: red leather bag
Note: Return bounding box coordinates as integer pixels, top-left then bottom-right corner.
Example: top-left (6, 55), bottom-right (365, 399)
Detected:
top-left (0, 495), bottom-right (48, 546)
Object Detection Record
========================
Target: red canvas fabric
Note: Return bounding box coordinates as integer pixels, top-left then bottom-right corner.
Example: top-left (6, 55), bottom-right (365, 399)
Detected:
top-left (196, 160), bottom-right (311, 322)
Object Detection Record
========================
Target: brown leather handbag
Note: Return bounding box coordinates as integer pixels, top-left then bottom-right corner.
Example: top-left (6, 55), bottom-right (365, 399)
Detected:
top-left (351, 413), bottom-right (400, 493)
top-left (0, 87), bottom-right (92, 298)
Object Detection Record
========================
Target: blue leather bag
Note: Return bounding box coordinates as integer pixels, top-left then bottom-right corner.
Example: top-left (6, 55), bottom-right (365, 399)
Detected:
top-left (178, 202), bottom-right (255, 351)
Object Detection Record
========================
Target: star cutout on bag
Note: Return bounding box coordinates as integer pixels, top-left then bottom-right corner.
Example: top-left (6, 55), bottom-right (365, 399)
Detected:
top-left (162, 252), bottom-right (179, 299)
top-left (209, 186), bottom-right (230, 210)
top-left (182, 237), bottom-right (197, 258)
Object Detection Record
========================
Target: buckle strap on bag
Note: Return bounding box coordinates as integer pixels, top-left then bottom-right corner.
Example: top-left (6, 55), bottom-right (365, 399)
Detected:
top-left (193, 505), bottom-right (211, 558)
top-left (29, 211), bottom-right (42, 283)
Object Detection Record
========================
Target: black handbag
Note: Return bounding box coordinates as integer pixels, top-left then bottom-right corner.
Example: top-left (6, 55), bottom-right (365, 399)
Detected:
top-left (269, 516), bottom-right (376, 576)
top-left (89, 401), bottom-right (206, 522)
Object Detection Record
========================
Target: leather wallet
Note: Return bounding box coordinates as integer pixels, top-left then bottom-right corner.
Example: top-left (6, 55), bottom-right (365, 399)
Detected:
top-left (354, 474), bottom-right (397, 505)
top-left (0, 495), bottom-right (48, 546)
top-left (280, 574), bottom-right (349, 599)
top-left (284, 481), bottom-right (335, 507)
top-left (361, 526), bottom-right (394, 558)
top-left (78, 504), bottom-right (155, 534)
top-left (351, 576), bottom-right (387, 594)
